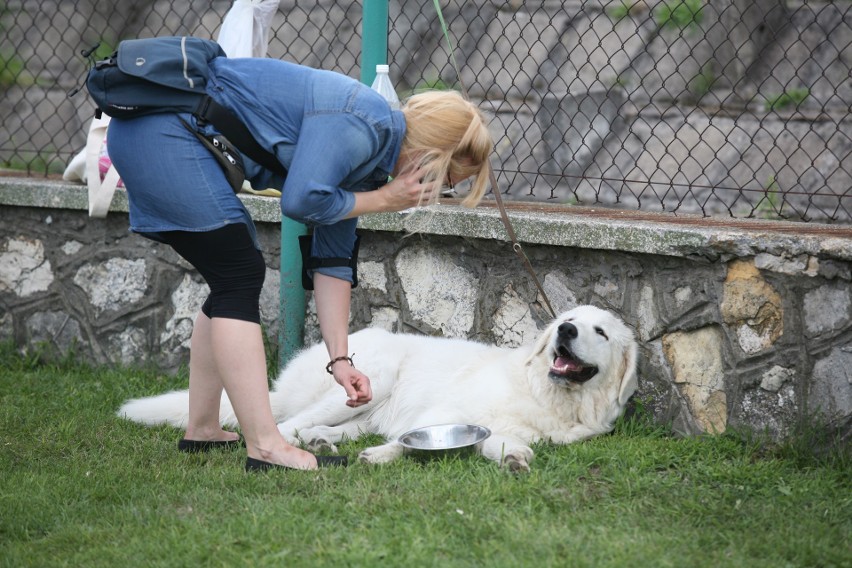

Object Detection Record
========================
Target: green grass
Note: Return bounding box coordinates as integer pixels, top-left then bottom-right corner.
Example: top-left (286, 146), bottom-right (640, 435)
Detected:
top-left (688, 64), bottom-right (717, 100)
top-left (0, 50), bottom-right (30, 88)
top-left (1, 154), bottom-right (67, 176)
top-left (606, 0), bottom-right (635, 22)
top-left (764, 87), bottom-right (810, 112)
top-left (1, 343), bottom-right (849, 567)
top-left (654, 0), bottom-right (704, 31)
top-left (754, 175), bottom-right (784, 219)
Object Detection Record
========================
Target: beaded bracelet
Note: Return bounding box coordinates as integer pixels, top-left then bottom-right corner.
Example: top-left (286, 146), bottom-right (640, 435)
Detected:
top-left (326, 353), bottom-right (355, 374)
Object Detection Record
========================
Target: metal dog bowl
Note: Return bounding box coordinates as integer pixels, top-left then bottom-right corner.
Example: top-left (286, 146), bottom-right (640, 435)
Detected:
top-left (398, 424), bottom-right (491, 459)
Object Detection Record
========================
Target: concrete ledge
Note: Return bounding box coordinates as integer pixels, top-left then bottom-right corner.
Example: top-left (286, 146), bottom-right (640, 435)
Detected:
top-left (2, 176), bottom-right (851, 262)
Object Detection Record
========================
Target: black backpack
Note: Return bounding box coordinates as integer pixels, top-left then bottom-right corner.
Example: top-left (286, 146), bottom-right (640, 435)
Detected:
top-left (83, 36), bottom-right (284, 176)
top-left (87, 36), bottom-right (222, 118)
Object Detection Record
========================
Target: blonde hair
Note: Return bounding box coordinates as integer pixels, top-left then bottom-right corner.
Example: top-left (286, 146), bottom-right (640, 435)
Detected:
top-left (400, 90), bottom-right (493, 207)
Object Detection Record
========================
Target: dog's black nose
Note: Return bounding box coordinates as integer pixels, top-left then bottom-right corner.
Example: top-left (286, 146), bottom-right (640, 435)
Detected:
top-left (558, 322), bottom-right (578, 339)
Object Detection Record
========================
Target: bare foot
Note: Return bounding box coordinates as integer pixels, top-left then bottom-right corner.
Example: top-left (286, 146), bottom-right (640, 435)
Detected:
top-left (251, 441), bottom-right (320, 470)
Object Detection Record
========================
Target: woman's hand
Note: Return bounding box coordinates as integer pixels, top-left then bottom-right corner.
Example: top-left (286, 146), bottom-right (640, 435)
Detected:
top-left (346, 166), bottom-right (436, 218)
top-left (380, 166), bottom-right (435, 212)
top-left (331, 362), bottom-right (373, 407)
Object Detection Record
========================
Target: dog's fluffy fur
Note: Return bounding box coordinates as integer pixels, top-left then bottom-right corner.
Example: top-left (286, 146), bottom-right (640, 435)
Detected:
top-left (119, 305), bottom-right (637, 472)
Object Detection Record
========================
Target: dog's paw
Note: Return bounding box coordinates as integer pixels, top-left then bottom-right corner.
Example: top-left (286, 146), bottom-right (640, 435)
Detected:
top-left (305, 437), bottom-right (338, 455)
top-left (358, 443), bottom-right (404, 464)
top-left (502, 453), bottom-right (531, 473)
top-left (501, 447), bottom-right (534, 474)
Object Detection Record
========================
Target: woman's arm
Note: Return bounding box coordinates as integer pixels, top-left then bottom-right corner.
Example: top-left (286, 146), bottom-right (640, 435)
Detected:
top-left (313, 273), bottom-right (373, 407)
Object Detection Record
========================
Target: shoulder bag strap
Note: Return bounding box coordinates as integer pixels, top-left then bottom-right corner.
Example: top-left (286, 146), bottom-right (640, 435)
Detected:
top-left (195, 95), bottom-right (286, 176)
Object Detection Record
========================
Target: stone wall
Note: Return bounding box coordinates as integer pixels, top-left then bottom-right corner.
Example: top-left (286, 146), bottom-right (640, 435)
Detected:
top-left (1, 177), bottom-right (850, 440)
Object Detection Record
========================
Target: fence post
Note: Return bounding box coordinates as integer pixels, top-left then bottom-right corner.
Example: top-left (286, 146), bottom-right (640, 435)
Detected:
top-left (361, 0), bottom-right (389, 85)
top-left (278, 217), bottom-right (307, 369)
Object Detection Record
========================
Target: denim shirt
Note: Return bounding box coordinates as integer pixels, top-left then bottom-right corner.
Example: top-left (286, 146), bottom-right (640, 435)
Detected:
top-left (205, 57), bottom-right (406, 284)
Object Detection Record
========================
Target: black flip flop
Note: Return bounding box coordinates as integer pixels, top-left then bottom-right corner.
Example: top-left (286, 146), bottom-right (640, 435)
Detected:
top-left (178, 436), bottom-right (244, 453)
top-left (245, 454), bottom-right (348, 471)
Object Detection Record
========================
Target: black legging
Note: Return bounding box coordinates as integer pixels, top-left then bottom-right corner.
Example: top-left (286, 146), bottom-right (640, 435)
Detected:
top-left (159, 223), bottom-right (266, 324)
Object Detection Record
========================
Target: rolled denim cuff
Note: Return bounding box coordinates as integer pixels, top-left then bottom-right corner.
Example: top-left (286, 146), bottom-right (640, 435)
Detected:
top-left (314, 265), bottom-right (354, 285)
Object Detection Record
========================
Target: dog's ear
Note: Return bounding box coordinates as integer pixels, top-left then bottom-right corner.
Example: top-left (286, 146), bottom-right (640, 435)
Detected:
top-left (616, 339), bottom-right (639, 406)
top-left (526, 320), bottom-right (555, 367)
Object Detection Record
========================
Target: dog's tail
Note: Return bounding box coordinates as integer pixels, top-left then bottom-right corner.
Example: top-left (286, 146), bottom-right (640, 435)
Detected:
top-left (117, 391), bottom-right (237, 428)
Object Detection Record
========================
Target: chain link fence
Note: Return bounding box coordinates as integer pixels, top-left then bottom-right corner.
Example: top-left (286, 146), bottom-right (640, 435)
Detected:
top-left (2, 0), bottom-right (850, 223)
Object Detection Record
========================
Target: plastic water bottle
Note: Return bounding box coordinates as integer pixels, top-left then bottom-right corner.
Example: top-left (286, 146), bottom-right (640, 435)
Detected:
top-left (370, 64), bottom-right (401, 110)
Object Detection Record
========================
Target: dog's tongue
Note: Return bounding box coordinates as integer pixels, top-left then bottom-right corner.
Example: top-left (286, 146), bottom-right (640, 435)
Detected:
top-left (552, 356), bottom-right (582, 372)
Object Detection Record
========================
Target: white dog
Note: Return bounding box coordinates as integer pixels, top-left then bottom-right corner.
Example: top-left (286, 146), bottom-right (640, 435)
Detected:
top-left (119, 305), bottom-right (638, 472)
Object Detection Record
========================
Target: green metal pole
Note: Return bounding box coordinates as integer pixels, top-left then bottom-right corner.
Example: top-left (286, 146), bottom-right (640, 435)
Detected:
top-left (361, 0), bottom-right (389, 86)
top-left (278, 217), bottom-right (307, 368)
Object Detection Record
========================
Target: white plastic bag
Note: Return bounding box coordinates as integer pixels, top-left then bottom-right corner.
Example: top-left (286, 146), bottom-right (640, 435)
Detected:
top-left (62, 114), bottom-right (120, 218)
top-left (217, 0), bottom-right (279, 58)
top-left (84, 115), bottom-right (121, 218)
top-left (62, 147), bottom-right (87, 183)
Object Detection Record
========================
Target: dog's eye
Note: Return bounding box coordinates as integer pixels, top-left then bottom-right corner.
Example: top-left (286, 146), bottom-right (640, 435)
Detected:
top-left (595, 327), bottom-right (608, 340)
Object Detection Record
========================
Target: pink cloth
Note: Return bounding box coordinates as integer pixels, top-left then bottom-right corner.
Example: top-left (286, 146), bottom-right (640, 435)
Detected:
top-left (98, 136), bottom-right (123, 187)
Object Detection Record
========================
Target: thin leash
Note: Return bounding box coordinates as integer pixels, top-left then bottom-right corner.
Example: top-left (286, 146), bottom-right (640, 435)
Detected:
top-left (432, 0), bottom-right (557, 319)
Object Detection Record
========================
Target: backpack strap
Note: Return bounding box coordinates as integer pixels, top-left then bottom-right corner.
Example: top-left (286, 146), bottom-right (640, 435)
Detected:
top-left (194, 95), bottom-right (286, 176)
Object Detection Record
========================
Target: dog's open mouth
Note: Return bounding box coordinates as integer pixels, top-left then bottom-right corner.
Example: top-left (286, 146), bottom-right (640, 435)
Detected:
top-left (549, 347), bottom-right (598, 384)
